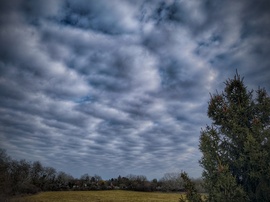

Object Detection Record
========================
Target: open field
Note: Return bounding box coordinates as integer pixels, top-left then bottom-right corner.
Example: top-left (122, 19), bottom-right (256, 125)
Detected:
top-left (11, 190), bottom-right (184, 202)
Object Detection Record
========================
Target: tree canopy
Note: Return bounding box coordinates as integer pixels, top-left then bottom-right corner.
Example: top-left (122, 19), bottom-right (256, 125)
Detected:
top-left (198, 73), bottom-right (270, 201)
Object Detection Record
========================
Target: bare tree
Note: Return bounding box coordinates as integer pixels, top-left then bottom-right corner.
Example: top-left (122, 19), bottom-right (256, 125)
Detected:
top-left (160, 172), bottom-right (183, 192)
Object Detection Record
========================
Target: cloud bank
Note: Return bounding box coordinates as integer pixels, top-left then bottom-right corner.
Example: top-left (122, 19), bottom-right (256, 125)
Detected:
top-left (1, 0), bottom-right (270, 179)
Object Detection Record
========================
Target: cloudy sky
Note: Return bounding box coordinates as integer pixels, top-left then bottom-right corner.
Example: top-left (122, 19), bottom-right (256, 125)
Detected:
top-left (1, 0), bottom-right (270, 180)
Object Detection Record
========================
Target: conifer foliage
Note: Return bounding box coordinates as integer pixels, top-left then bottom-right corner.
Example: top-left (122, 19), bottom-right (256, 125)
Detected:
top-left (179, 172), bottom-right (203, 202)
top-left (199, 73), bottom-right (270, 201)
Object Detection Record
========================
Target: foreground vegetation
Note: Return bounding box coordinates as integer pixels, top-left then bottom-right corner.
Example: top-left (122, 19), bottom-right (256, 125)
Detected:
top-left (182, 73), bottom-right (270, 202)
top-left (10, 190), bottom-right (183, 202)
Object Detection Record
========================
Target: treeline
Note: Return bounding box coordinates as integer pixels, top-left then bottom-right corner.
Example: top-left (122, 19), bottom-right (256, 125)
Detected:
top-left (0, 149), bottom-right (203, 199)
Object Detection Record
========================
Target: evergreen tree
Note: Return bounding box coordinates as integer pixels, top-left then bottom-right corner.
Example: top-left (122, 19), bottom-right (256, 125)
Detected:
top-left (199, 73), bottom-right (270, 201)
top-left (179, 172), bottom-right (203, 202)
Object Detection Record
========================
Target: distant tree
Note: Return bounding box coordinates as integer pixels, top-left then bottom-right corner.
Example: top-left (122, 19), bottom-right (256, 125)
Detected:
top-left (0, 149), bottom-right (12, 197)
top-left (10, 159), bottom-right (34, 194)
top-left (134, 175), bottom-right (148, 191)
top-left (94, 174), bottom-right (102, 182)
top-left (78, 173), bottom-right (90, 189)
top-left (118, 176), bottom-right (129, 189)
top-left (42, 166), bottom-right (57, 191)
top-left (56, 171), bottom-right (74, 190)
top-left (151, 178), bottom-right (158, 191)
top-left (0, 150), bottom-right (39, 197)
top-left (80, 173), bottom-right (90, 182)
top-left (30, 161), bottom-right (44, 191)
top-left (199, 73), bottom-right (270, 201)
top-left (160, 172), bottom-right (183, 192)
top-left (90, 176), bottom-right (96, 183)
top-left (0, 150), bottom-right (73, 195)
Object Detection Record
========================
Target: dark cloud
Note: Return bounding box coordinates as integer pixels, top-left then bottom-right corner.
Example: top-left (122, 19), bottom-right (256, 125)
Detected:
top-left (58, 0), bottom-right (140, 35)
top-left (0, 0), bottom-right (270, 179)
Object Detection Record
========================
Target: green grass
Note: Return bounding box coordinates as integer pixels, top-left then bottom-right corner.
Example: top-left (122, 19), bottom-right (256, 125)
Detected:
top-left (11, 190), bottom-right (184, 202)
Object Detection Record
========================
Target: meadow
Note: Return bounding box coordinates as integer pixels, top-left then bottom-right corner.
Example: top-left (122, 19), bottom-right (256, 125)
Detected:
top-left (11, 190), bottom-right (184, 202)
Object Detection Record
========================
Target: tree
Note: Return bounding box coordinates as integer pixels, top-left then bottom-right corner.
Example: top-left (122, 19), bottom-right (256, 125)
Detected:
top-left (199, 73), bottom-right (270, 201)
top-left (56, 171), bottom-right (74, 190)
top-left (179, 172), bottom-right (203, 202)
top-left (10, 159), bottom-right (35, 194)
top-left (42, 166), bottom-right (57, 191)
top-left (30, 161), bottom-right (44, 191)
top-left (160, 172), bottom-right (183, 192)
top-left (0, 149), bottom-right (12, 197)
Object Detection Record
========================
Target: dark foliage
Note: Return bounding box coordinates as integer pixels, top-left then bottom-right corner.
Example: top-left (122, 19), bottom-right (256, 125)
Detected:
top-left (0, 149), bottom-right (203, 198)
top-left (199, 73), bottom-right (270, 201)
top-left (179, 172), bottom-right (203, 202)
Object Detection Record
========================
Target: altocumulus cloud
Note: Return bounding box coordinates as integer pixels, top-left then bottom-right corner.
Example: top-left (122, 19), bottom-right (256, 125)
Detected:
top-left (1, 0), bottom-right (270, 179)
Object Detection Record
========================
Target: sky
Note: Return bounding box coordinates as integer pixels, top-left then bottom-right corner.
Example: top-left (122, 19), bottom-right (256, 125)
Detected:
top-left (0, 0), bottom-right (270, 180)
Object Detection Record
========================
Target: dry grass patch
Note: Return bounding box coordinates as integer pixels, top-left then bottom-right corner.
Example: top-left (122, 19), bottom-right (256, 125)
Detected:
top-left (11, 190), bottom-right (184, 202)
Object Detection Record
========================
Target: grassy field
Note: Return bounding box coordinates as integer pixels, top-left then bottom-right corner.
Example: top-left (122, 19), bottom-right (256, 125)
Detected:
top-left (11, 190), bottom-right (184, 202)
